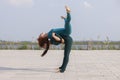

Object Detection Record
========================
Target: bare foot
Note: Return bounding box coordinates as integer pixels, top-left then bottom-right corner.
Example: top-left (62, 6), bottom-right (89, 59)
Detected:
top-left (55, 68), bottom-right (61, 73)
top-left (65, 6), bottom-right (71, 13)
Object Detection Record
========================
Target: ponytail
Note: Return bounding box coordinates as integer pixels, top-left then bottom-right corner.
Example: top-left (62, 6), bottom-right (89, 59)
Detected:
top-left (41, 39), bottom-right (50, 57)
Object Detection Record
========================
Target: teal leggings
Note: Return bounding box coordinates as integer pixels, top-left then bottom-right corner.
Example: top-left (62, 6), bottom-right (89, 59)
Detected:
top-left (60, 35), bottom-right (73, 72)
top-left (57, 13), bottom-right (73, 72)
top-left (48, 12), bottom-right (73, 72)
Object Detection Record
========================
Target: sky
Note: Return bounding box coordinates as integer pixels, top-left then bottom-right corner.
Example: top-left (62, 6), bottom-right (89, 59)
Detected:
top-left (0, 0), bottom-right (120, 41)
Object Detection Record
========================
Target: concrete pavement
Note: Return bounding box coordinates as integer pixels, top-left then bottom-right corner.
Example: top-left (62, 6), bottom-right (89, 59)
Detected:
top-left (0, 50), bottom-right (120, 80)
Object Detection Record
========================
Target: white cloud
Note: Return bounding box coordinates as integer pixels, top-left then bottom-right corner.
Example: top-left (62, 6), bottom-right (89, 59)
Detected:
top-left (9, 0), bottom-right (34, 7)
top-left (83, 1), bottom-right (93, 8)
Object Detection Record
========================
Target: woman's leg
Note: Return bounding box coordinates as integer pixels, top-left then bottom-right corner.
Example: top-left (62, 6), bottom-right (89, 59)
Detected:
top-left (51, 13), bottom-right (71, 36)
top-left (59, 36), bottom-right (73, 72)
top-left (64, 13), bottom-right (72, 36)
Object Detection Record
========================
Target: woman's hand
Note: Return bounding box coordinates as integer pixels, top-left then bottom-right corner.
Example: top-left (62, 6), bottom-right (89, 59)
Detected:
top-left (61, 16), bottom-right (65, 19)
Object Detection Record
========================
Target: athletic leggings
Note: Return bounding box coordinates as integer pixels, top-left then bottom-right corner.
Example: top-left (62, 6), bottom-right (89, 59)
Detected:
top-left (60, 35), bottom-right (73, 72)
top-left (48, 12), bottom-right (73, 72)
top-left (57, 13), bottom-right (73, 72)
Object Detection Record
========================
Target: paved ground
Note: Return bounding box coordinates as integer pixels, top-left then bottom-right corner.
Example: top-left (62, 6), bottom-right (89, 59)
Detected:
top-left (0, 50), bottom-right (120, 80)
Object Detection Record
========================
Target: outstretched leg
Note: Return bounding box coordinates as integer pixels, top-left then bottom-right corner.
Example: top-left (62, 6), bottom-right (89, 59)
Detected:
top-left (64, 12), bottom-right (71, 36)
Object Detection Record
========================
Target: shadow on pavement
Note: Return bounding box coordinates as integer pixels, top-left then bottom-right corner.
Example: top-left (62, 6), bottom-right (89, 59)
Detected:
top-left (0, 66), bottom-right (55, 73)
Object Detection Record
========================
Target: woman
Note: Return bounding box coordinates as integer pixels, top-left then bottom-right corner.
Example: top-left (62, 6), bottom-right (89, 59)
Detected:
top-left (37, 6), bottom-right (73, 73)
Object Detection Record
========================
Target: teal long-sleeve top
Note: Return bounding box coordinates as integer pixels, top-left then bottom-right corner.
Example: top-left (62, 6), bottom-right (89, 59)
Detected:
top-left (48, 13), bottom-right (71, 45)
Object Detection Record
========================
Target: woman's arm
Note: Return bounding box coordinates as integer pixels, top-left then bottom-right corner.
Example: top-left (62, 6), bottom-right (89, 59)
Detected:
top-left (52, 33), bottom-right (64, 43)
